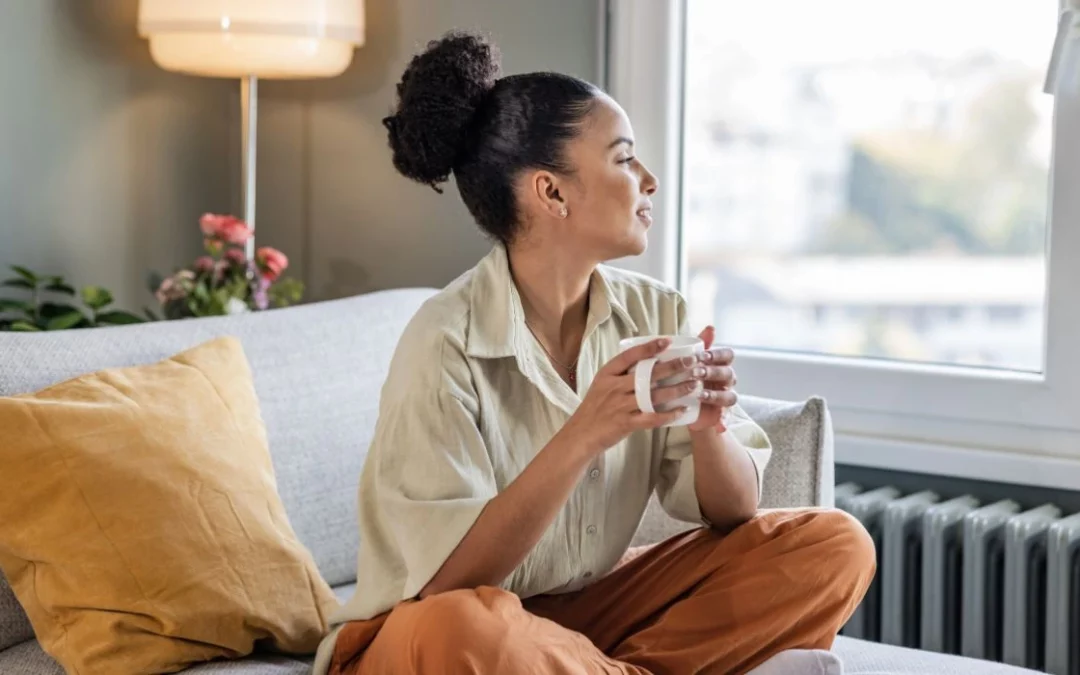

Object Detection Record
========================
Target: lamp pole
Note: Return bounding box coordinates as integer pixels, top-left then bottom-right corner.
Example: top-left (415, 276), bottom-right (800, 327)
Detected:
top-left (240, 74), bottom-right (258, 260)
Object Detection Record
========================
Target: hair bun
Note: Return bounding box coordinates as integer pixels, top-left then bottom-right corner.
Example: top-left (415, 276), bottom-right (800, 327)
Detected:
top-left (383, 31), bottom-right (501, 191)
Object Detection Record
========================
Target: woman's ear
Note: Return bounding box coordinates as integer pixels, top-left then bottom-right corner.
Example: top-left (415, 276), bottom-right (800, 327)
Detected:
top-left (530, 170), bottom-right (569, 219)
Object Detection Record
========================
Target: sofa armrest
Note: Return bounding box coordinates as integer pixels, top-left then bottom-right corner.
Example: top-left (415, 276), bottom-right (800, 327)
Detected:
top-left (631, 396), bottom-right (835, 547)
top-left (741, 396), bottom-right (834, 510)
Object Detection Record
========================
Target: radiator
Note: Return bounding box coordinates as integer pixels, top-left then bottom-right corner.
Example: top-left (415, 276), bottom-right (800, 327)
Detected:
top-left (836, 483), bottom-right (1080, 675)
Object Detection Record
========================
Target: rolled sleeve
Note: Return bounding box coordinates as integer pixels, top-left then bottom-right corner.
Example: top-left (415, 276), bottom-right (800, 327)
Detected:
top-left (655, 291), bottom-right (772, 521)
top-left (657, 406), bottom-right (773, 523)
top-left (657, 441), bottom-right (702, 524)
top-left (374, 388), bottom-right (497, 600)
top-left (724, 405), bottom-right (773, 498)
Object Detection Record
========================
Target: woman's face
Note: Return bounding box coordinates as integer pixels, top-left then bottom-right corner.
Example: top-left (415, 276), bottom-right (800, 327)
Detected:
top-left (527, 95), bottom-right (658, 261)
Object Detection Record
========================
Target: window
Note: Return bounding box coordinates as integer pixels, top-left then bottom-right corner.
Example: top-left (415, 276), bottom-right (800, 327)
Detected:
top-left (682, 0), bottom-right (1054, 374)
top-left (606, 0), bottom-right (1080, 482)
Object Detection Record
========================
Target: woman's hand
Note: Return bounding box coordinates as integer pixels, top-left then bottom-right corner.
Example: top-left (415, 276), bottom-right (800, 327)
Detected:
top-left (562, 338), bottom-right (695, 454)
top-left (687, 325), bottom-right (738, 433)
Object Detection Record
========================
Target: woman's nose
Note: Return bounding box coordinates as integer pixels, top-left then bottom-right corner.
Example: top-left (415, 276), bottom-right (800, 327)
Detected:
top-left (643, 169), bottom-right (658, 195)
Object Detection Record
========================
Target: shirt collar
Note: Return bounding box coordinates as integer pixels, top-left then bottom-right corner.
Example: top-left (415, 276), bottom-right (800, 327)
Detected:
top-left (465, 245), bottom-right (638, 360)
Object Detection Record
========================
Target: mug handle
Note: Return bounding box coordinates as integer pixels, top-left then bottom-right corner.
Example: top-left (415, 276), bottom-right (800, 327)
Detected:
top-left (634, 357), bottom-right (658, 413)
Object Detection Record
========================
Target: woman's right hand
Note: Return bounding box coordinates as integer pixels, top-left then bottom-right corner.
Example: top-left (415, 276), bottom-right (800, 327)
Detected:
top-left (563, 337), bottom-right (701, 455)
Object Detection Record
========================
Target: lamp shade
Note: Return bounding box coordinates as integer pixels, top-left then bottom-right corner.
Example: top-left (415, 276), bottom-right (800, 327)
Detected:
top-left (138, 0), bottom-right (364, 79)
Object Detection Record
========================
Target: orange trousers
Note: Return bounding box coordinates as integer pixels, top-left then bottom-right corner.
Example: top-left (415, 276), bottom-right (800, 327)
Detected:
top-left (330, 508), bottom-right (875, 675)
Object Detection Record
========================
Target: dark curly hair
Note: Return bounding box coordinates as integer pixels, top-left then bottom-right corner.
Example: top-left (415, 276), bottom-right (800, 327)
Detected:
top-left (383, 31), bottom-right (600, 244)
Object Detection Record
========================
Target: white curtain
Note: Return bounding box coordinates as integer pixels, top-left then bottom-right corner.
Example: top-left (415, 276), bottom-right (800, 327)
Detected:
top-left (1045, 0), bottom-right (1080, 95)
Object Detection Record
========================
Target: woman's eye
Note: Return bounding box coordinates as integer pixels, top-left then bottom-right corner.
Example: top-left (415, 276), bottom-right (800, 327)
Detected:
top-left (619, 155), bottom-right (635, 164)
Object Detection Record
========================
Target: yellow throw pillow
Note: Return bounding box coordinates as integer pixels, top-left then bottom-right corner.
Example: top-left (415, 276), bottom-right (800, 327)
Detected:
top-left (0, 337), bottom-right (339, 675)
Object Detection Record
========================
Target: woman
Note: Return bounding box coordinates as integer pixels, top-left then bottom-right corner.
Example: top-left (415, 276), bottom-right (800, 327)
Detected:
top-left (316, 31), bottom-right (874, 675)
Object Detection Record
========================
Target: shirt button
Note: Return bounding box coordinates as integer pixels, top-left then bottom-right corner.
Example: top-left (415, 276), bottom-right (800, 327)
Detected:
top-left (583, 571), bottom-right (593, 578)
top-left (586, 525), bottom-right (597, 535)
top-left (588, 468), bottom-right (600, 481)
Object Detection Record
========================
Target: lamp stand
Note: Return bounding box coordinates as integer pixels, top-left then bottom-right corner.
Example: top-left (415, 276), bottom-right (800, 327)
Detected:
top-left (240, 74), bottom-right (258, 260)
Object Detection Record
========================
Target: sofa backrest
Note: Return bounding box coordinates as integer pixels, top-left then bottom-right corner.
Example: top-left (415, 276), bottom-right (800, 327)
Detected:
top-left (0, 289), bottom-right (435, 649)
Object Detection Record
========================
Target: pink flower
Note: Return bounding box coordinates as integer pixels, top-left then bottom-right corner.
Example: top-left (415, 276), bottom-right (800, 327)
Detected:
top-left (218, 217), bottom-right (253, 245)
top-left (199, 213), bottom-right (252, 246)
top-left (154, 277), bottom-right (176, 305)
top-left (199, 213), bottom-right (225, 237)
top-left (155, 271), bottom-right (194, 304)
top-left (256, 247), bottom-right (288, 282)
top-left (194, 256), bottom-right (214, 274)
top-left (224, 248), bottom-right (247, 266)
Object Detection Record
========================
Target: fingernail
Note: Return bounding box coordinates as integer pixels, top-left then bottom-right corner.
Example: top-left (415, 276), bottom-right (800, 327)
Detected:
top-left (702, 351), bottom-right (713, 362)
top-left (693, 366), bottom-right (706, 378)
top-left (658, 338), bottom-right (671, 349)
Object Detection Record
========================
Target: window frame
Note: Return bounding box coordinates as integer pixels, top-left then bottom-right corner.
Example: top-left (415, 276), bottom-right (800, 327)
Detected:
top-left (604, 0), bottom-right (1080, 482)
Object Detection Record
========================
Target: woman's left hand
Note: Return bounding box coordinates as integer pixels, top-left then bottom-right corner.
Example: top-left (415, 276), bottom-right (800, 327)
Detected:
top-left (687, 326), bottom-right (738, 433)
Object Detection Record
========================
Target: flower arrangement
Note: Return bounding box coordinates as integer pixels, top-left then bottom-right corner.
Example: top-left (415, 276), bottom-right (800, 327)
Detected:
top-left (150, 214), bottom-right (303, 320)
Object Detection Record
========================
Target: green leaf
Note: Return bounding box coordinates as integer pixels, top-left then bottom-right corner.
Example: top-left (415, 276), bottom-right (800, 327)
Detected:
top-left (81, 286), bottom-right (113, 311)
top-left (38, 302), bottom-right (83, 318)
top-left (10, 320), bottom-right (40, 332)
top-left (2, 278), bottom-right (34, 290)
top-left (45, 281), bottom-right (76, 295)
top-left (192, 283), bottom-right (211, 304)
top-left (10, 265), bottom-right (38, 283)
top-left (268, 278), bottom-right (305, 308)
top-left (95, 311), bottom-right (144, 326)
top-left (46, 311), bottom-right (86, 331)
top-left (0, 298), bottom-right (32, 314)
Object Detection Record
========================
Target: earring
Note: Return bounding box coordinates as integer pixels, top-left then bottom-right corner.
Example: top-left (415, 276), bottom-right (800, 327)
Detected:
top-left (558, 206), bottom-right (568, 218)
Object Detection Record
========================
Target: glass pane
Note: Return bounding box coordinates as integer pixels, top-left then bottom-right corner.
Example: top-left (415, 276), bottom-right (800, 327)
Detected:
top-left (681, 0), bottom-right (1056, 372)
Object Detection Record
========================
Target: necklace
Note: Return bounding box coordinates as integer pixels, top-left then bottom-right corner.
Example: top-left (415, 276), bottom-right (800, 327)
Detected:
top-left (524, 320), bottom-right (580, 387)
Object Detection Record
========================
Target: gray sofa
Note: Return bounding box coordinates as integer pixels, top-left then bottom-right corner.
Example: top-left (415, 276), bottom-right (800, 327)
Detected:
top-left (0, 288), bottom-right (1040, 674)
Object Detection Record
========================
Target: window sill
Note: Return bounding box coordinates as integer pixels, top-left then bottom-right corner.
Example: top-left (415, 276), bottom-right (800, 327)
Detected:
top-left (835, 432), bottom-right (1080, 491)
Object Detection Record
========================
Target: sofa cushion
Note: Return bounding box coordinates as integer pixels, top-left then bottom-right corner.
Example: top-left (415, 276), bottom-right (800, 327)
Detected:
top-left (0, 581), bottom-right (31, 654)
top-left (0, 288), bottom-right (435, 632)
top-left (833, 636), bottom-right (1041, 674)
top-left (0, 640), bottom-right (314, 675)
top-left (2, 582), bottom-right (359, 673)
top-left (0, 633), bottom-right (1041, 675)
top-left (0, 337), bottom-right (337, 675)
top-left (0, 641), bottom-right (63, 675)
top-left (333, 583), bottom-right (357, 604)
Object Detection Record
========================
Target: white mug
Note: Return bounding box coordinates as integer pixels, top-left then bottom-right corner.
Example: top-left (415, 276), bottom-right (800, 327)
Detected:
top-left (618, 335), bottom-right (705, 428)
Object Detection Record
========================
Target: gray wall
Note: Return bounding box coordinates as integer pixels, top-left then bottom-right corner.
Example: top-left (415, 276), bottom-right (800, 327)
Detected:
top-left (0, 1), bottom-right (235, 313)
top-left (256, 0), bottom-right (601, 300)
top-left (0, 0), bottom-right (601, 312)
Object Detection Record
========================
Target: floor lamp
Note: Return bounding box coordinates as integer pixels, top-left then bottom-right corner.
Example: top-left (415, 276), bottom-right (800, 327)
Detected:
top-left (137, 0), bottom-right (365, 259)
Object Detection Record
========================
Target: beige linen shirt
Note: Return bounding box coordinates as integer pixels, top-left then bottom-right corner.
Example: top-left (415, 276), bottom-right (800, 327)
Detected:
top-left (314, 245), bottom-right (771, 672)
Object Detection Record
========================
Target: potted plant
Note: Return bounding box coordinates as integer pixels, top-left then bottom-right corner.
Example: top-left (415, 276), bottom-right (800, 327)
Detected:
top-left (0, 266), bottom-right (143, 331)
